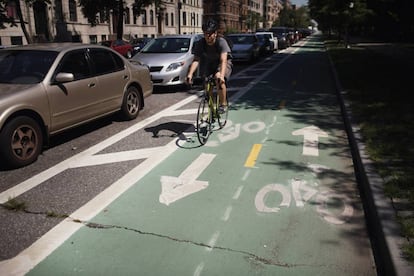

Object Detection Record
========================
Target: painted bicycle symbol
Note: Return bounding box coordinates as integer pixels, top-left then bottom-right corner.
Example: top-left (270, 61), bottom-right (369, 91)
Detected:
top-left (206, 120), bottom-right (267, 146)
top-left (254, 176), bottom-right (354, 225)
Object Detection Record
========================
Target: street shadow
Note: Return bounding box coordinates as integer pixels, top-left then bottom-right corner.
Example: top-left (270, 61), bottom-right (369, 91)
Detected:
top-left (144, 121), bottom-right (195, 140)
top-left (143, 121), bottom-right (206, 149)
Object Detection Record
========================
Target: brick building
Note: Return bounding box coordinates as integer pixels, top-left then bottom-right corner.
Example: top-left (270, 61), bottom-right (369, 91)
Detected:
top-left (0, 0), bottom-right (288, 46)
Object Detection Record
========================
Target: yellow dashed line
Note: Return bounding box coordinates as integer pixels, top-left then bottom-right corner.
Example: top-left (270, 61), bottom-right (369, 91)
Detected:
top-left (244, 144), bottom-right (262, 168)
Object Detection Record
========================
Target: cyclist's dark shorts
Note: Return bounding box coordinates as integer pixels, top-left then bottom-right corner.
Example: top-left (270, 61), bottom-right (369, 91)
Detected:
top-left (202, 60), bottom-right (233, 81)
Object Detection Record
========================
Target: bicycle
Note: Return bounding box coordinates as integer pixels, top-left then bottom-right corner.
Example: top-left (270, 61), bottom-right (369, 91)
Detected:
top-left (196, 75), bottom-right (229, 145)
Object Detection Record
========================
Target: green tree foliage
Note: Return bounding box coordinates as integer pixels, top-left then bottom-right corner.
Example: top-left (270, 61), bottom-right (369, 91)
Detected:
top-left (309, 0), bottom-right (414, 41)
top-left (274, 3), bottom-right (311, 29)
top-left (78, 0), bottom-right (155, 39)
top-left (366, 0), bottom-right (414, 41)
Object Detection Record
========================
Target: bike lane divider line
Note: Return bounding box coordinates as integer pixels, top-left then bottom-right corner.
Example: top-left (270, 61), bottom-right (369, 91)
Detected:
top-left (244, 143), bottom-right (263, 168)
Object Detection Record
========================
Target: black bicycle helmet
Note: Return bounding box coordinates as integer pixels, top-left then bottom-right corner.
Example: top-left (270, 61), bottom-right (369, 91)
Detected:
top-left (202, 18), bottom-right (218, 33)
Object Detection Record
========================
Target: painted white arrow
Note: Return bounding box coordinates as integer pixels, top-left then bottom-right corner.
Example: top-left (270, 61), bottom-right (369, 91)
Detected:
top-left (292, 125), bottom-right (328, 156)
top-left (159, 153), bottom-right (216, 206)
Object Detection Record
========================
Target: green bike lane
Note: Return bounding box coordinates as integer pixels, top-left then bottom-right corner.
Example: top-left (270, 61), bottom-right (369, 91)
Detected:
top-left (26, 36), bottom-right (375, 275)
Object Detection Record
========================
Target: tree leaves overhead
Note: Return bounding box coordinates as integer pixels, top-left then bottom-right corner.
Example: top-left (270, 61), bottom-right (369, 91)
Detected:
top-left (308, 0), bottom-right (414, 41)
top-left (78, 0), bottom-right (154, 26)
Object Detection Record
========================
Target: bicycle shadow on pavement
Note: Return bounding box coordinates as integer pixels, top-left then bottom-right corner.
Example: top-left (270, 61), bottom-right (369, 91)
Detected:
top-left (144, 121), bottom-right (195, 139)
top-left (143, 121), bottom-right (204, 149)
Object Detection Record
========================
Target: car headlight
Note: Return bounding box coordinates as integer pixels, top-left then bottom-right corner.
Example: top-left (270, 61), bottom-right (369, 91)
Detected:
top-left (166, 62), bottom-right (184, 72)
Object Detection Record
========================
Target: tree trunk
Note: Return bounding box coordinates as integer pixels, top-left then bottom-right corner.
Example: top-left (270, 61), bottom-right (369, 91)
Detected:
top-left (116, 0), bottom-right (124, 40)
top-left (15, 1), bottom-right (32, 44)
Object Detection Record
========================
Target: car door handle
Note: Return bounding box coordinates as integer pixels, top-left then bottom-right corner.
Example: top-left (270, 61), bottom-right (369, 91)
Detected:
top-left (88, 83), bottom-right (96, 88)
top-left (123, 75), bottom-right (129, 80)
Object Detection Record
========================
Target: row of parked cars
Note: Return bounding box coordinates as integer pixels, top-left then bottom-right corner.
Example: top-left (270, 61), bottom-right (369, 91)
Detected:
top-left (129, 27), bottom-right (312, 88)
top-left (129, 31), bottom-right (279, 87)
top-left (0, 28), bottom-right (312, 169)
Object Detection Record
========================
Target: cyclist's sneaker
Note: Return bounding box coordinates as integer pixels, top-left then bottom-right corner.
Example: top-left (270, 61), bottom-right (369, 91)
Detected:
top-left (218, 105), bottom-right (228, 114)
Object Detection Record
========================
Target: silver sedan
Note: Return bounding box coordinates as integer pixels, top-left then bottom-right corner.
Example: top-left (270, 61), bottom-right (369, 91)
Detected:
top-left (131, 34), bottom-right (202, 87)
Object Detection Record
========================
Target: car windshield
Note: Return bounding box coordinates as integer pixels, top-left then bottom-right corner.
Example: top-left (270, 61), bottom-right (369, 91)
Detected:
top-left (229, 36), bottom-right (255, 44)
top-left (141, 37), bottom-right (190, 53)
top-left (0, 50), bottom-right (58, 84)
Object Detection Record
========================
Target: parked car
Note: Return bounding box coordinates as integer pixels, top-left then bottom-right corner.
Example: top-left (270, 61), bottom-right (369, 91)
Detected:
top-left (269, 26), bottom-right (290, 49)
top-left (101, 39), bottom-right (134, 59)
top-left (130, 37), bottom-right (152, 55)
top-left (255, 32), bottom-right (278, 56)
top-left (0, 43), bottom-right (153, 169)
top-left (287, 28), bottom-right (299, 45)
top-left (131, 34), bottom-right (203, 87)
top-left (226, 33), bottom-right (261, 63)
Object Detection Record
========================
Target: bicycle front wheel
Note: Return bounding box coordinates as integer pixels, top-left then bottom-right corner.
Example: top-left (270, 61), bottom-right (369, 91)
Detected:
top-left (196, 97), bottom-right (212, 145)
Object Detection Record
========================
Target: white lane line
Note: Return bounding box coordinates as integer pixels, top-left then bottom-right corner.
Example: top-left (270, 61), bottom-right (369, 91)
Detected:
top-left (193, 262), bottom-right (205, 276)
top-left (70, 147), bottom-right (165, 168)
top-left (233, 186), bottom-right (244, 200)
top-left (0, 139), bottom-right (179, 276)
top-left (241, 170), bottom-right (250, 181)
top-left (206, 231), bottom-right (220, 252)
top-left (221, 206), bottom-right (233, 221)
top-left (164, 108), bottom-right (198, 116)
top-left (0, 95), bottom-right (198, 204)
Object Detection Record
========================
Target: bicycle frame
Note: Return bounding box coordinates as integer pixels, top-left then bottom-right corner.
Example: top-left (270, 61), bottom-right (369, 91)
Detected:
top-left (195, 75), bottom-right (228, 145)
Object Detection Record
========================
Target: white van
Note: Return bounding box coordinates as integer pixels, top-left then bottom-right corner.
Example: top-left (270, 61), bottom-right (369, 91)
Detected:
top-left (255, 31), bottom-right (278, 52)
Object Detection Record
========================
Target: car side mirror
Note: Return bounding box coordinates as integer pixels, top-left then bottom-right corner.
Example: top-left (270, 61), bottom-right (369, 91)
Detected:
top-left (54, 72), bottom-right (74, 83)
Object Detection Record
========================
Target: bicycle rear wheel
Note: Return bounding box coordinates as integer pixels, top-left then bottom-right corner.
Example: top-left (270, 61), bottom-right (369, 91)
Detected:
top-left (196, 96), bottom-right (212, 145)
top-left (217, 93), bottom-right (229, 128)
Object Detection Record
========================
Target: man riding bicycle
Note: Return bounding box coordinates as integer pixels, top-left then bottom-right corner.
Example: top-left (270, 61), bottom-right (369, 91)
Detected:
top-left (187, 18), bottom-right (233, 114)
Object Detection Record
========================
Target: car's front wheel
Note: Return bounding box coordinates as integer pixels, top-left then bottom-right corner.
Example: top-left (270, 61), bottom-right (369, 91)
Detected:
top-left (120, 86), bottom-right (141, 120)
top-left (0, 116), bottom-right (43, 169)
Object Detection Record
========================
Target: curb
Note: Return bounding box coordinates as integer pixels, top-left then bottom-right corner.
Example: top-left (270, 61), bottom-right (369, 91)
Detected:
top-left (326, 44), bottom-right (414, 276)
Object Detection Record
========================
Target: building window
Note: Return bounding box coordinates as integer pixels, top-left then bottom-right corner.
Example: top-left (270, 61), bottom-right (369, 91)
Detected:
top-left (69, 0), bottom-right (77, 22)
top-left (170, 13), bottom-right (174, 26)
top-left (142, 10), bottom-right (147, 25)
top-left (99, 10), bottom-right (107, 23)
top-left (150, 10), bottom-right (154, 25)
top-left (11, 36), bottom-right (23, 45)
top-left (124, 8), bottom-right (130, 24)
top-left (165, 13), bottom-right (169, 26)
top-left (182, 11), bottom-right (186, 26)
top-left (6, 1), bottom-right (17, 19)
top-left (89, 35), bottom-right (97, 44)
